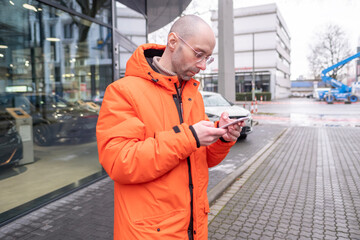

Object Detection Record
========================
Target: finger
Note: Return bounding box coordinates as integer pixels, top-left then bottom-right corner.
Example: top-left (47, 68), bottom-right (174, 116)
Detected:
top-left (228, 127), bottom-right (241, 137)
top-left (228, 123), bottom-right (241, 132)
top-left (232, 124), bottom-right (241, 131)
top-left (212, 128), bottom-right (227, 136)
top-left (228, 130), bottom-right (240, 139)
top-left (221, 112), bottom-right (229, 120)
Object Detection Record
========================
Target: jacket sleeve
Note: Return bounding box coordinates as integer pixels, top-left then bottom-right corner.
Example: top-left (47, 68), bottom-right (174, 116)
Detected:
top-left (203, 116), bottom-right (236, 168)
top-left (206, 137), bottom-right (235, 168)
top-left (96, 82), bottom-right (198, 184)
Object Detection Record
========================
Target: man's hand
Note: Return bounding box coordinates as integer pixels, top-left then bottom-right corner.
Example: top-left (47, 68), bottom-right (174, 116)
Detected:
top-left (192, 121), bottom-right (227, 146)
top-left (218, 112), bottom-right (245, 142)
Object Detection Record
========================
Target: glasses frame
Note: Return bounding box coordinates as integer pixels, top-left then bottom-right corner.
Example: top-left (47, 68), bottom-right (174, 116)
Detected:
top-left (173, 33), bottom-right (214, 65)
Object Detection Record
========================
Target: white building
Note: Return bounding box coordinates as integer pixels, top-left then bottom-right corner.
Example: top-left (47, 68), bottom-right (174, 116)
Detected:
top-left (207, 3), bottom-right (291, 99)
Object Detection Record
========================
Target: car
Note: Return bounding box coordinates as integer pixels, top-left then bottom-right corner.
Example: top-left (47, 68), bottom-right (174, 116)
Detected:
top-left (0, 93), bottom-right (98, 146)
top-left (200, 91), bottom-right (253, 140)
top-left (0, 111), bottom-right (23, 167)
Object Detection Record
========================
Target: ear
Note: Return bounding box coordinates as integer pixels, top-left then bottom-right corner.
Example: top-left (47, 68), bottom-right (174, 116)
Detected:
top-left (167, 32), bottom-right (177, 52)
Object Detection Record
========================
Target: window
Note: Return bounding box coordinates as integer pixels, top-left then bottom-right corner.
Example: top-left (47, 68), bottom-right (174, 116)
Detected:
top-left (64, 23), bottom-right (73, 39)
top-left (0, 0), bottom-right (113, 224)
top-left (236, 72), bottom-right (270, 93)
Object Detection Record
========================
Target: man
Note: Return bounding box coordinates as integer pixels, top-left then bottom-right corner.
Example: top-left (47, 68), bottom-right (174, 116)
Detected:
top-left (96, 15), bottom-right (244, 240)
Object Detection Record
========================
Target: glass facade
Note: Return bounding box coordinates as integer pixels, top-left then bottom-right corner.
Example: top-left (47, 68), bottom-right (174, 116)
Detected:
top-left (0, 0), bottom-right (145, 224)
top-left (236, 72), bottom-right (271, 93)
top-left (199, 72), bottom-right (270, 94)
top-left (201, 74), bottom-right (218, 92)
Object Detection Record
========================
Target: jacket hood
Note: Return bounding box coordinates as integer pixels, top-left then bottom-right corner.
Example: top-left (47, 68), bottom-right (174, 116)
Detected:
top-left (125, 43), bottom-right (199, 93)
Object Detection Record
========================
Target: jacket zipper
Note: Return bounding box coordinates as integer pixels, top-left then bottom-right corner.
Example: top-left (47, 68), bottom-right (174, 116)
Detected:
top-left (173, 83), bottom-right (194, 240)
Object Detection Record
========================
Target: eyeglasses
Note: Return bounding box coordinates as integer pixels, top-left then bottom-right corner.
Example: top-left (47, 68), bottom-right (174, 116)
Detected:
top-left (174, 33), bottom-right (214, 65)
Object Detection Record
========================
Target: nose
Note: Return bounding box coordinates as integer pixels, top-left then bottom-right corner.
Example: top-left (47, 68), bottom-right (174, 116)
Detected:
top-left (196, 59), bottom-right (207, 70)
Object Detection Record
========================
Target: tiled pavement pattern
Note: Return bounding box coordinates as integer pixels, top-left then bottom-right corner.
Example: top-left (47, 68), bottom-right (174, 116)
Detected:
top-left (208, 127), bottom-right (360, 240)
top-left (0, 178), bottom-right (114, 240)
top-left (208, 124), bottom-right (286, 190)
top-left (2, 126), bottom-right (360, 240)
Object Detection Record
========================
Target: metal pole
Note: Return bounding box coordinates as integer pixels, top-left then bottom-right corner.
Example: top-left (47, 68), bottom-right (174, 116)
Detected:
top-left (218, 0), bottom-right (235, 102)
top-left (252, 33), bottom-right (255, 101)
top-left (111, 0), bottom-right (119, 81)
top-left (145, 0), bottom-right (149, 43)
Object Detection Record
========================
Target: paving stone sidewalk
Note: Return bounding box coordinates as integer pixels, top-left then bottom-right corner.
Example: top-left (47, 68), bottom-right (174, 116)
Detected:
top-left (208, 126), bottom-right (360, 240)
top-left (1, 126), bottom-right (360, 240)
top-left (0, 178), bottom-right (114, 240)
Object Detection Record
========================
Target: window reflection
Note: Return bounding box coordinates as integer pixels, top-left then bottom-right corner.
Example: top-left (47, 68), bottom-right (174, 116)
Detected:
top-left (46, 0), bottom-right (112, 25)
top-left (0, 0), bottom-right (112, 103)
top-left (0, 0), bottom-right (148, 225)
top-left (0, 0), bottom-right (112, 221)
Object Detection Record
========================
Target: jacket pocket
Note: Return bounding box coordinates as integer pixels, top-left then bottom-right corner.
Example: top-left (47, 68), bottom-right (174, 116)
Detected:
top-left (131, 209), bottom-right (189, 238)
top-left (133, 209), bottom-right (187, 226)
top-left (203, 199), bottom-right (210, 214)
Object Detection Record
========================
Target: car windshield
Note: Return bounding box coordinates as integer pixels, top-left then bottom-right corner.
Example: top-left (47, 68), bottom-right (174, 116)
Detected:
top-left (202, 94), bottom-right (231, 107)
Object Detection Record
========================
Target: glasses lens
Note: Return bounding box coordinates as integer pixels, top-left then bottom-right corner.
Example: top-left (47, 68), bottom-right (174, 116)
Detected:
top-left (196, 56), bottom-right (214, 65)
top-left (206, 57), bottom-right (214, 65)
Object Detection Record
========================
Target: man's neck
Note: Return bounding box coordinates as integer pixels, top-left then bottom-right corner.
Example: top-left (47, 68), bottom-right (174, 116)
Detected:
top-left (158, 56), bottom-right (174, 73)
top-left (152, 56), bottom-right (176, 76)
top-left (153, 56), bottom-right (185, 87)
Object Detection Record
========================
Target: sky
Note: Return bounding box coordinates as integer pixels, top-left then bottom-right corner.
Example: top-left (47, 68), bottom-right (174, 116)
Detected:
top-left (149, 0), bottom-right (360, 80)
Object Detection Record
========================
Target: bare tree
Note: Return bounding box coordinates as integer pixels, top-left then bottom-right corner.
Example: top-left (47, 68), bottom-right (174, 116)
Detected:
top-left (307, 24), bottom-right (353, 80)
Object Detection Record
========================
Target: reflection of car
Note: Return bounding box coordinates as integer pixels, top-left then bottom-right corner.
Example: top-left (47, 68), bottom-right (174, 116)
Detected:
top-left (0, 93), bottom-right (98, 146)
top-left (200, 91), bottom-right (253, 140)
top-left (0, 111), bottom-right (23, 167)
top-left (91, 94), bottom-right (104, 106)
top-left (75, 100), bottom-right (101, 112)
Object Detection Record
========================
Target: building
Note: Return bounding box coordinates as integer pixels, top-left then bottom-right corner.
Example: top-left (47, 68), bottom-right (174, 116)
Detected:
top-left (290, 80), bottom-right (327, 98)
top-left (205, 3), bottom-right (291, 100)
top-left (0, 0), bottom-right (190, 225)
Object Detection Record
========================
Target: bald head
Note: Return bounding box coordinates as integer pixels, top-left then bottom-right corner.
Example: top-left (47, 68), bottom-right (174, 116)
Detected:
top-left (159, 15), bottom-right (215, 81)
top-left (169, 15), bottom-right (214, 41)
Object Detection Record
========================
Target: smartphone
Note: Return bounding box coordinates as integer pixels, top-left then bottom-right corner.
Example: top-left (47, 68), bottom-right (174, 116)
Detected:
top-left (220, 117), bottom-right (249, 129)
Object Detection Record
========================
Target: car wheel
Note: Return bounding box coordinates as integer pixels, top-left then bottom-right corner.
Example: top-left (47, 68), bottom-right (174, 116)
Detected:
top-left (349, 95), bottom-right (358, 103)
top-left (325, 94), bottom-right (334, 104)
top-left (33, 124), bottom-right (53, 146)
top-left (238, 134), bottom-right (247, 140)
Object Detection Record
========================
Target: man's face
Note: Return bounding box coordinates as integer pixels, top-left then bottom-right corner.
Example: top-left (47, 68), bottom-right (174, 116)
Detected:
top-left (172, 31), bottom-right (215, 81)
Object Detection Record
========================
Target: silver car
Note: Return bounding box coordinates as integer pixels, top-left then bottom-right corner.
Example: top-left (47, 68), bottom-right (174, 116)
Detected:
top-left (200, 91), bottom-right (253, 140)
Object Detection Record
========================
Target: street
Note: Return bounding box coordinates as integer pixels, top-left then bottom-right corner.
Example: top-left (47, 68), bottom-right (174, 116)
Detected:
top-left (254, 98), bottom-right (360, 127)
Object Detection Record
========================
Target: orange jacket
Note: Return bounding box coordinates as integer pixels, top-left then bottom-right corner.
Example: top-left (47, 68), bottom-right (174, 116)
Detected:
top-left (96, 43), bottom-right (235, 239)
